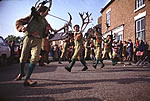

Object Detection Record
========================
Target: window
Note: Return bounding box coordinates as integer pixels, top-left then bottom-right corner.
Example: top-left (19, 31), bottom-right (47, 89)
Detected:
top-left (106, 11), bottom-right (111, 27)
top-left (136, 17), bottom-right (145, 41)
top-left (135, 0), bottom-right (145, 9)
top-left (114, 31), bottom-right (123, 42)
top-left (117, 34), bottom-right (123, 41)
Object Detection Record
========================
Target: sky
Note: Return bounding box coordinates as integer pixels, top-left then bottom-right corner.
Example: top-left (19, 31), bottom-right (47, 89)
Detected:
top-left (0, 0), bottom-right (110, 38)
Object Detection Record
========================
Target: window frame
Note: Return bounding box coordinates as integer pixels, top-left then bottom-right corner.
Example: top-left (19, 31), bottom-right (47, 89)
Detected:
top-left (135, 17), bottom-right (145, 41)
top-left (106, 11), bottom-right (111, 27)
top-left (135, 0), bottom-right (145, 12)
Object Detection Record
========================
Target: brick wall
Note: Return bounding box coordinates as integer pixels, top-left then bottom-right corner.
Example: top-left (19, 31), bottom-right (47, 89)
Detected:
top-left (145, 0), bottom-right (150, 48)
top-left (100, 0), bottom-right (150, 48)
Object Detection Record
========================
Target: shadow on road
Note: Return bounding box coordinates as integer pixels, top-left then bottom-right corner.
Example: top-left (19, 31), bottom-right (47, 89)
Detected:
top-left (0, 82), bottom-right (93, 101)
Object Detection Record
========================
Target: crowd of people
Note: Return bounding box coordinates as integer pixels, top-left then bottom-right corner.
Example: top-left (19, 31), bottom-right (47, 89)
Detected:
top-left (7, 33), bottom-right (150, 67)
top-left (34, 31), bottom-right (150, 71)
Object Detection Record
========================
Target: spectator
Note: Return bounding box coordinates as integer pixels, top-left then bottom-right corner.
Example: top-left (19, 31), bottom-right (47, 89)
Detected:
top-left (117, 40), bottom-right (123, 62)
top-left (136, 39), bottom-right (145, 61)
top-left (134, 38), bottom-right (139, 63)
top-left (9, 40), bottom-right (15, 63)
top-left (128, 39), bottom-right (133, 64)
top-left (123, 41), bottom-right (128, 61)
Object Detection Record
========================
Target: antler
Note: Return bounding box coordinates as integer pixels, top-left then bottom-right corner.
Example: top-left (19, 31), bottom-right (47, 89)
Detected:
top-left (43, 0), bottom-right (52, 16)
top-left (35, 0), bottom-right (40, 8)
top-left (55, 12), bottom-right (72, 33)
top-left (79, 12), bottom-right (92, 32)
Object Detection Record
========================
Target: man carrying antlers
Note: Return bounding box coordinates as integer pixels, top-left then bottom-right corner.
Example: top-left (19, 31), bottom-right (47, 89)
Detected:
top-left (65, 25), bottom-right (88, 72)
top-left (14, 5), bottom-right (54, 86)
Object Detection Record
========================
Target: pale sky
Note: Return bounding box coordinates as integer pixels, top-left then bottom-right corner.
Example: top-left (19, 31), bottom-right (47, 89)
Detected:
top-left (0, 0), bottom-right (110, 38)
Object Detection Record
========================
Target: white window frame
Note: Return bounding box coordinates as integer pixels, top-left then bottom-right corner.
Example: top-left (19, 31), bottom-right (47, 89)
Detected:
top-left (116, 31), bottom-right (123, 41)
top-left (134, 0), bottom-right (145, 12)
top-left (135, 17), bottom-right (145, 41)
top-left (106, 11), bottom-right (111, 27)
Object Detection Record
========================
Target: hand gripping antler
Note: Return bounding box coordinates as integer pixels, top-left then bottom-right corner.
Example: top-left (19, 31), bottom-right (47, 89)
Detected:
top-left (79, 12), bottom-right (92, 32)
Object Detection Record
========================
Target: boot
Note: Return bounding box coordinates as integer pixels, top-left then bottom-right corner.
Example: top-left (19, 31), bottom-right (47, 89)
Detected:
top-left (15, 73), bottom-right (25, 81)
top-left (15, 62), bottom-right (25, 81)
top-left (58, 58), bottom-right (62, 64)
top-left (24, 79), bottom-right (37, 87)
top-left (65, 59), bottom-right (76, 72)
top-left (65, 66), bottom-right (71, 72)
top-left (80, 59), bottom-right (88, 71)
top-left (81, 67), bottom-right (88, 71)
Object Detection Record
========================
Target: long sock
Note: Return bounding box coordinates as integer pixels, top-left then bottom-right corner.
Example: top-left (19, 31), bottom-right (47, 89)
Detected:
top-left (95, 59), bottom-right (99, 66)
top-left (100, 58), bottom-right (104, 65)
top-left (59, 58), bottom-right (62, 62)
top-left (20, 62), bottom-right (25, 75)
top-left (91, 57), bottom-right (95, 63)
top-left (110, 58), bottom-right (114, 65)
top-left (25, 63), bottom-right (36, 80)
top-left (69, 59), bottom-right (76, 69)
top-left (80, 59), bottom-right (87, 68)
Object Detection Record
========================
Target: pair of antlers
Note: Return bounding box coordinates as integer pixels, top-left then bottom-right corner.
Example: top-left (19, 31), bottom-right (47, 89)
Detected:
top-left (79, 12), bottom-right (92, 32)
top-left (34, 0), bottom-right (92, 33)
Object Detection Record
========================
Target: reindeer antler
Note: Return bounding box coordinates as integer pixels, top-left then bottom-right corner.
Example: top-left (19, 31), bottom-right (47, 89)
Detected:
top-left (79, 12), bottom-right (92, 32)
top-left (54, 12), bottom-right (72, 33)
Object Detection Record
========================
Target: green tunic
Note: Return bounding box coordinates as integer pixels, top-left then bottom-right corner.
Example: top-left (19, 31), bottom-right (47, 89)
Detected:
top-left (94, 39), bottom-right (101, 60)
top-left (26, 15), bottom-right (48, 38)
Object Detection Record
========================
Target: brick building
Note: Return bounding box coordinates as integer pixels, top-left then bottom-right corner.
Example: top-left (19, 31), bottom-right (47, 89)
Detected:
top-left (99, 0), bottom-right (150, 47)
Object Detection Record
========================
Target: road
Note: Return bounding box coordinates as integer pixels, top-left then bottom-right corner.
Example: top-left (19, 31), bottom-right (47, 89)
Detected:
top-left (0, 61), bottom-right (150, 101)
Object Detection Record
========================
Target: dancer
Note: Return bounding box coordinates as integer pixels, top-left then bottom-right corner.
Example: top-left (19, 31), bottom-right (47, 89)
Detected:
top-left (65, 25), bottom-right (88, 72)
top-left (99, 35), bottom-right (115, 68)
top-left (92, 31), bottom-right (102, 69)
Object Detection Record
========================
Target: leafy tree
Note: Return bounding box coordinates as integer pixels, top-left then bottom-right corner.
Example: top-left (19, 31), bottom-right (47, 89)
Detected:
top-left (5, 35), bottom-right (24, 44)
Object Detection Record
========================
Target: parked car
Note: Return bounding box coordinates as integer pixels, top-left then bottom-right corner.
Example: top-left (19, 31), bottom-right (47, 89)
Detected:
top-left (0, 36), bottom-right (11, 66)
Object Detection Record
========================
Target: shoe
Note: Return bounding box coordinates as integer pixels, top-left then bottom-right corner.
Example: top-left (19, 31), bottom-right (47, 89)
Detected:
top-left (69, 60), bottom-right (71, 63)
top-left (101, 64), bottom-right (105, 68)
top-left (112, 63), bottom-right (116, 66)
top-left (58, 61), bottom-right (62, 64)
top-left (81, 67), bottom-right (88, 71)
top-left (129, 62), bottom-right (132, 65)
top-left (39, 64), bottom-right (46, 67)
top-left (47, 61), bottom-right (50, 64)
top-left (15, 74), bottom-right (25, 81)
top-left (24, 79), bottom-right (37, 87)
top-left (65, 67), bottom-right (71, 72)
top-left (93, 64), bottom-right (97, 69)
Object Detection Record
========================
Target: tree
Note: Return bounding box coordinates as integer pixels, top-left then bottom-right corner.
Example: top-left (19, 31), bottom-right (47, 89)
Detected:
top-left (5, 35), bottom-right (24, 44)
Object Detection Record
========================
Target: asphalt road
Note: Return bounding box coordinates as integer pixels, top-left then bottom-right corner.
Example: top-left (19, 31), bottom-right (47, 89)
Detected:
top-left (0, 61), bottom-right (150, 101)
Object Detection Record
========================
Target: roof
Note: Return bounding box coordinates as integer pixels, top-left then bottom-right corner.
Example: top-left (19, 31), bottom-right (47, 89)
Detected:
top-left (100, 0), bottom-right (115, 13)
top-left (49, 32), bottom-right (69, 41)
